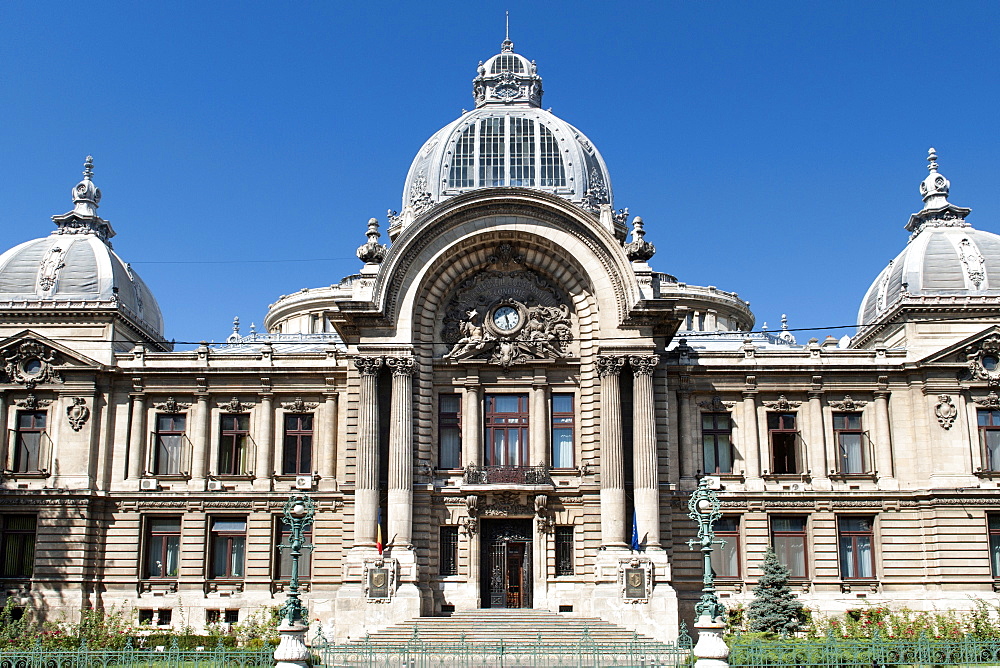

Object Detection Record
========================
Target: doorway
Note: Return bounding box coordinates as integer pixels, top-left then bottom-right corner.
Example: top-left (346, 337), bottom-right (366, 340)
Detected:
top-left (481, 519), bottom-right (533, 608)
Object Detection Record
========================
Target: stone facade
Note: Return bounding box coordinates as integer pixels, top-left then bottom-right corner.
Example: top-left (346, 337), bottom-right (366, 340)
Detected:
top-left (2, 42), bottom-right (1000, 644)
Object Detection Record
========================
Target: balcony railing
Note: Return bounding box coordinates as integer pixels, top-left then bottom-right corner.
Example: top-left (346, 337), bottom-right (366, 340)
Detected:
top-left (463, 465), bottom-right (552, 486)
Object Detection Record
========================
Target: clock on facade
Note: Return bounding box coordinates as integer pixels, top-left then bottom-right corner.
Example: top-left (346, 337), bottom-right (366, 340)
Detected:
top-left (492, 305), bottom-right (520, 331)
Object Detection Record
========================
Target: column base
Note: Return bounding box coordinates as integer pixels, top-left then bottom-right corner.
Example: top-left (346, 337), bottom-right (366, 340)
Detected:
top-left (274, 621), bottom-right (309, 668)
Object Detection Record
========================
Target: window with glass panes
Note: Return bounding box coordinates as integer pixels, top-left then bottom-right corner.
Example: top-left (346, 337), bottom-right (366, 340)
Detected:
top-left (990, 514), bottom-right (1000, 578)
top-left (767, 413), bottom-right (799, 474)
top-left (838, 516), bottom-right (875, 579)
top-left (834, 413), bottom-right (866, 474)
top-left (479, 118), bottom-right (505, 186)
top-left (13, 411), bottom-right (46, 473)
top-left (979, 410), bottom-right (1000, 472)
top-left (210, 518), bottom-right (246, 579)
top-left (555, 526), bottom-right (574, 575)
top-left (0, 515), bottom-right (36, 578)
top-left (484, 394), bottom-right (529, 466)
top-left (438, 395), bottom-right (462, 469)
top-left (771, 516), bottom-right (807, 578)
top-left (144, 517), bottom-right (180, 578)
top-left (449, 126), bottom-right (476, 188)
top-left (447, 117), bottom-right (567, 189)
top-left (439, 526), bottom-right (458, 576)
top-left (154, 414), bottom-right (186, 475)
top-left (282, 414), bottom-right (313, 475)
top-left (551, 394), bottom-right (574, 468)
top-left (218, 415), bottom-right (249, 476)
top-left (711, 517), bottom-right (740, 579)
top-left (702, 412), bottom-right (733, 474)
top-left (276, 521), bottom-right (312, 580)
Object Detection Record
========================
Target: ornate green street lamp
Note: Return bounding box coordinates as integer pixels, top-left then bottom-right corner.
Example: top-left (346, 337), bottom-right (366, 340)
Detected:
top-left (274, 493), bottom-right (316, 668)
top-left (686, 477), bottom-right (730, 667)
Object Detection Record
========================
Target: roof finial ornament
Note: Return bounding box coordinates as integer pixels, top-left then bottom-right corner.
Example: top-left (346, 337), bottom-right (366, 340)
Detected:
top-left (227, 316), bottom-right (241, 343)
top-left (71, 154), bottom-right (102, 217)
top-left (624, 216), bottom-right (656, 262)
top-left (927, 147), bottom-right (939, 173)
top-left (501, 10), bottom-right (514, 52)
top-left (905, 147), bottom-right (971, 236)
top-left (356, 217), bottom-right (388, 264)
top-left (918, 146), bottom-right (952, 209)
top-left (778, 314), bottom-right (796, 343)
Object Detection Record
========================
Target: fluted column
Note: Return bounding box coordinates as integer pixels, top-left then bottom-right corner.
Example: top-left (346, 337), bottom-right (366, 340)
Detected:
top-left (630, 354), bottom-right (660, 550)
top-left (808, 391), bottom-right (827, 478)
top-left (597, 355), bottom-right (627, 549)
top-left (874, 390), bottom-right (893, 479)
top-left (386, 357), bottom-right (415, 548)
top-left (354, 357), bottom-right (383, 548)
top-left (321, 391), bottom-right (338, 480)
top-left (742, 391), bottom-right (760, 479)
top-left (462, 373), bottom-right (482, 468)
top-left (256, 394), bottom-right (274, 480)
top-left (191, 394), bottom-right (210, 480)
top-left (127, 394), bottom-right (147, 480)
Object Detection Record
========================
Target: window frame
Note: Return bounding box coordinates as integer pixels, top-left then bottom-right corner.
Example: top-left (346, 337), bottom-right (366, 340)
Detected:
top-left (702, 412), bottom-right (734, 475)
top-left (484, 394), bottom-right (530, 467)
top-left (989, 514), bottom-right (1000, 579)
top-left (143, 516), bottom-right (181, 579)
top-left (12, 410), bottom-right (47, 474)
top-left (979, 409), bottom-right (1000, 473)
top-left (711, 516), bottom-right (741, 580)
top-left (837, 515), bottom-right (876, 581)
top-left (551, 393), bottom-right (575, 469)
top-left (554, 525), bottom-right (574, 576)
top-left (218, 414), bottom-right (250, 476)
top-left (209, 517), bottom-right (247, 580)
top-left (153, 413), bottom-right (187, 476)
top-left (767, 412), bottom-right (800, 475)
top-left (437, 394), bottom-right (462, 470)
top-left (281, 413), bottom-right (314, 476)
top-left (770, 515), bottom-right (808, 579)
top-left (0, 514), bottom-right (36, 579)
top-left (833, 412), bottom-right (868, 475)
top-left (439, 525), bottom-right (459, 577)
top-left (274, 517), bottom-right (313, 581)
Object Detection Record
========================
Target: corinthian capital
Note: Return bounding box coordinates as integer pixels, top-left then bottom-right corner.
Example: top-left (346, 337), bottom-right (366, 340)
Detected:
top-left (385, 356), bottom-right (416, 376)
top-left (629, 354), bottom-right (659, 375)
top-left (596, 355), bottom-right (627, 378)
top-left (355, 356), bottom-right (384, 376)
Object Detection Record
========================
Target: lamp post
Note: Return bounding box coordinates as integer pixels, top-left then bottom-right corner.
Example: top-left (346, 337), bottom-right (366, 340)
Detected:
top-left (274, 493), bottom-right (316, 668)
top-left (686, 477), bottom-right (729, 667)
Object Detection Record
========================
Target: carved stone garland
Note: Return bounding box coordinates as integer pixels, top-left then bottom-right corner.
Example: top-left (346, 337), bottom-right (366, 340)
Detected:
top-left (281, 397), bottom-right (319, 413)
top-left (698, 396), bottom-right (737, 412)
top-left (762, 395), bottom-right (801, 411)
top-left (217, 397), bottom-right (255, 412)
top-left (975, 391), bottom-right (1000, 410)
top-left (154, 397), bottom-right (191, 413)
top-left (829, 395), bottom-right (868, 411)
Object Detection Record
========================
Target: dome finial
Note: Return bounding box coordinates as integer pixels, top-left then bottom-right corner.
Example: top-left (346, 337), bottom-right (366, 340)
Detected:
top-left (501, 10), bottom-right (513, 52)
top-left (927, 147), bottom-right (939, 173)
top-left (71, 154), bottom-right (102, 217)
top-left (918, 146), bottom-right (951, 209)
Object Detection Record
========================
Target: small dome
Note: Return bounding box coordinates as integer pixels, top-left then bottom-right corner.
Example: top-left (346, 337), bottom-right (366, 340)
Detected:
top-left (858, 150), bottom-right (996, 326)
top-left (0, 157), bottom-right (165, 338)
top-left (400, 40), bottom-right (613, 216)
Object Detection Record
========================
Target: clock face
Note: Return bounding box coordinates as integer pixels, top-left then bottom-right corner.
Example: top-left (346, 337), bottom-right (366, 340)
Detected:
top-left (493, 305), bottom-right (520, 331)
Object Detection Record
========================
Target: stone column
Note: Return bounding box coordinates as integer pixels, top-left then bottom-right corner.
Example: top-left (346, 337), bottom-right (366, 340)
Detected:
top-left (874, 390), bottom-right (893, 479)
top-left (321, 391), bottom-right (338, 480)
top-left (808, 391), bottom-right (827, 479)
top-left (127, 394), bottom-right (147, 480)
top-left (256, 394), bottom-right (274, 481)
top-left (354, 357), bottom-right (383, 548)
top-left (530, 369), bottom-right (548, 467)
top-left (597, 355), bottom-right (627, 549)
top-left (742, 391), bottom-right (760, 479)
top-left (191, 394), bottom-right (210, 480)
top-left (630, 354), bottom-right (660, 550)
top-left (462, 373), bottom-right (482, 468)
top-left (386, 357), bottom-right (415, 548)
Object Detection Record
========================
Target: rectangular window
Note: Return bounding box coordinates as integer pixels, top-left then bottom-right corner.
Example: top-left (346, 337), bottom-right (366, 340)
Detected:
top-left (282, 414), bottom-right (313, 475)
top-left (0, 515), bottom-right (36, 578)
top-left (711, 517), bottom-right (740, 579)
top-left (438, 394), bottom-right (462, 469)
top-left (154, 414), bottom-right (186, 475)
top-left (702, 413), bottom-right (733, 474)
top-left (838, 516), bottom-right (875, 579)
top-left (12, 411), bottom-right (46, 473)
top-left (771, 516), bottom-right (807, 578)
top-left (144, 517), bottom-right (181, 578)
top-left (479, 117), bottom-right (505, 186)
top-left (276, 521), bottom-right (312, 580)
top-left (551, 394), bottom-right (574, 468)
top-left (834, 412), bottom-right (866, 474)
top-left (555, 526), bottom-right (574, 576)
top-left (218, 414), bottom-right (249, 476)
top-left (990, 514), bottom-right (1000, 578)
top-left (210, 518), bottom-right (246, 579)
top-left (538, 125), bottom-right (566, 187)
top-left (509, 117), bottom-right (535, 186)
top-left (439, 526), bottom-right (458, 576)
top-left (979, 410), bottom-right (1000, 472)
top-left (448, 126), bottom-right (476, 188)
top-left (767, 412), bottom-right (799, 474)
top-left (484, 394), bottom-right (529, 466)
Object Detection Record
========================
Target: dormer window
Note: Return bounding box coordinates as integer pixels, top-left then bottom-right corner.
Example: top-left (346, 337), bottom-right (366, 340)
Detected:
top-left (491, 54), bottom-right (524, 74)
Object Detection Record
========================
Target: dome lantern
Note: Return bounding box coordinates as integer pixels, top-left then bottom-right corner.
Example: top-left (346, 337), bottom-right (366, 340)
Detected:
top-left (51, 155), bottom-right (116, 243)
top-left (905, 148), bottom-right (971, 237)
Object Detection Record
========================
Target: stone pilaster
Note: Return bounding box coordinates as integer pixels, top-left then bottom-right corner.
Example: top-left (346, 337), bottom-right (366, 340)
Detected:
top-left (386, 357), bottom-right (415, 548)
top-left (191, 393), bottom-right (210, 481)
top-left (354, 356), bottom-right (383, 548)
top-left (321, 391), bottom-right (338, 482)
top-left (630, 354), bottom-right (660, 549)
top-left (808, 390), bottom-right (829, 486)
top-left (127, 394), bottom-right (146, 480)
top-left (462, 372), bottom-right (482, 468)
top-left (530, 369), bottom-right (548, 467)
top-left (874, 390), bottom-right (894, 482)
top-left (256, 393), bottom-right (274, 483)
top-left (597, 355), bottom-right (627, 549)
top-left (742, 391), bottom-right (760, 480)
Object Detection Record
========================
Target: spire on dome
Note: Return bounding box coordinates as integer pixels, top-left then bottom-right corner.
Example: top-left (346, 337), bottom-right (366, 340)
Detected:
top-left (51, 155), bottom-right (116, 242)
top-left (906, 147), bottom-right (971, 235)
top-left (501, 11), bottom-right (513, 52)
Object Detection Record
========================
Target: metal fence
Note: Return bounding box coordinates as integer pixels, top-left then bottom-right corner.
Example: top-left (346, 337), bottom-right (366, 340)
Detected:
top-left (729, 631), bottom-right (1000, 667)
top-left (0, 637), bottom-right (274, 667)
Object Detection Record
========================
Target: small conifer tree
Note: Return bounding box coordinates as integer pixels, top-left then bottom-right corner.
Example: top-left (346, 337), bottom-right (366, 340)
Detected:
top-left (747, 546), bottom-right (806, 634)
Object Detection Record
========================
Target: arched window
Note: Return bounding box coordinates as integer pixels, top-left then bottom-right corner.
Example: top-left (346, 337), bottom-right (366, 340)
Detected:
top-left (447, 116), bottom-right (567, 191)
top-left (448, 126), bottom-right (476, 188)
top-left (538, 124), bottom-right (566, 187)
top-left (491, 55), bottom-right (524, 74)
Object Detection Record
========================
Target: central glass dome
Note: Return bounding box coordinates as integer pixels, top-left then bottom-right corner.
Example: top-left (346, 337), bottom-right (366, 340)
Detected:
top-left (401, 40), bottom-right (614, 216)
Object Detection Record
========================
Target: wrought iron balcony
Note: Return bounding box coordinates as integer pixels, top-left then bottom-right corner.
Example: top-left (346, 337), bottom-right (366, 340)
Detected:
top-left (463, 465), bottom-right (552, 486)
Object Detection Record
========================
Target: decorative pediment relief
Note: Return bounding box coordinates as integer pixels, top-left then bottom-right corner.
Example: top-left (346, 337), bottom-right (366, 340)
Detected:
top-left (443, 300), bottom-right (573, 369)
top-left (966, 334), bottom-right (1000, 386)
top-left (698, 396), bottom-right (736, 412)
top-left (762, 395), bottom-right (801, 411)
top-left (829, 395), bottom-right (867, 411)
top-left (0, 340), bottom-right (63, 389)
top-left (217, 397), bottom-right (255, 412)
top-left (281, 397), bottom-right (319, 413)
top-left (975, 391), bottom-right (1000, 410)
top-left (153, 397), bottom-right (191, 414)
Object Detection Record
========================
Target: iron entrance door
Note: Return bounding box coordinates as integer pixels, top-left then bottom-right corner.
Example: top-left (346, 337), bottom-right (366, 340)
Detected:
top-left (482, 519), bottom-right (533, 608)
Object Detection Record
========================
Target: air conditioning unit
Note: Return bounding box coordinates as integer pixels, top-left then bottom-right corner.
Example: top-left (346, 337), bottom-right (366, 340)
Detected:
top-left (294, 475), bottom-right (313, 490)
top-left (206, 479), bottom-right (223, 491)
top-left (703, 476), bottom-right (722, 490)
top-left (139, 478), bottom-right (158, 491)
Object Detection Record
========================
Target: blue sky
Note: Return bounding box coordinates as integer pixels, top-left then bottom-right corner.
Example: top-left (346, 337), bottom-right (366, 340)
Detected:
top-left (2, 1), bottom-right (998, 346)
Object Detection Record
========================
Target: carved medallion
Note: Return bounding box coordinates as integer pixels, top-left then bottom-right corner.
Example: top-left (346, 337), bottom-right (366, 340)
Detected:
top-left (935, 395), bottom-right (958, 429)
top-left (66, 398), bottom-right (90, 432)
top-left (1, 340), bottom-right (63, 389)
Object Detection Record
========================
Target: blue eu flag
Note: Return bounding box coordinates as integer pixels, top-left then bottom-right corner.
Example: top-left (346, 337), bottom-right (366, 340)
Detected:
top-left (630, 509), bottom-right (641, 551)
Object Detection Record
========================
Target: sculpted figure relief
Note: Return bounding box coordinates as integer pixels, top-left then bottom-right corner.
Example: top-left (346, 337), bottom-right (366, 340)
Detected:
top-left (444, 309), bottom-right (493, 360)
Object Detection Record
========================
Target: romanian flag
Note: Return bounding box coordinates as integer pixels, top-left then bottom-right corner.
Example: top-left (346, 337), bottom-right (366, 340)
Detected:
top-left (376, 507), bottom-right (384, 555)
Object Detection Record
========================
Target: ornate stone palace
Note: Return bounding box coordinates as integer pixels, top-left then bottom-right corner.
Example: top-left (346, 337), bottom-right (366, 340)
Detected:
top-left (2, 40), bottom-right (1000, 642)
